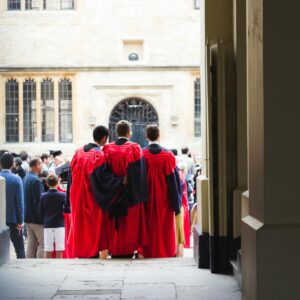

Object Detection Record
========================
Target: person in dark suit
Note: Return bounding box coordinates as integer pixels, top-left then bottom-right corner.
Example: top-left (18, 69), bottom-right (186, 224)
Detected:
top-left (23, 157), bottom-right (44, 258)
top-left (40, 174), bottom-right (68, 259)
top-left (14, 158), bottom-right (26, 179)
top-left (0, 153), bottom-right (25, 258)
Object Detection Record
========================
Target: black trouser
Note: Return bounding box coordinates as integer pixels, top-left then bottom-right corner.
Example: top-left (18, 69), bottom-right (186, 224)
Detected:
top-left (7, 223), bottom-right (25, 259)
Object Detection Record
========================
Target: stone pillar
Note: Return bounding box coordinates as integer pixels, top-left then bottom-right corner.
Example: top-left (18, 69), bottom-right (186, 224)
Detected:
top-left (242, 1), bottom-right (300, 299)
top-left (0, 177), bottom-right (9, 266)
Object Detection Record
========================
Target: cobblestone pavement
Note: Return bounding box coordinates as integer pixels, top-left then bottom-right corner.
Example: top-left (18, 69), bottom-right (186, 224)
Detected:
top-left (0, 256), bottom-right (240, 300)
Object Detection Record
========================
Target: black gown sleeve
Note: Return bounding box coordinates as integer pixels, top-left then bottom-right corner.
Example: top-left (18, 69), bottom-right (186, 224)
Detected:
top-left (166, 166), bottom-right (182, 215)
top-left (126, 156), bottom-right (148, 206)
top-left (90, 164), bottom-right (124, 211)
top-left (65, 169), bottom-right (72, 213)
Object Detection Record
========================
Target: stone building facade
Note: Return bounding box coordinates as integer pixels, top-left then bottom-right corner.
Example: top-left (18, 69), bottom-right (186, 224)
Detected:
top-left (0, 0), bottom-right (201, 157)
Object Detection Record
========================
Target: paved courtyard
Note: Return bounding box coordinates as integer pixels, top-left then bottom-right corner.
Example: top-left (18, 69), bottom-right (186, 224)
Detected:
top-left (0, 257), bottom-right (240, 300)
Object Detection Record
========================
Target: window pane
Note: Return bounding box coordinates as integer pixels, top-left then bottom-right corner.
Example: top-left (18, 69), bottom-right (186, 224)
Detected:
top-left (7, 0), bottom-right (21, 10)
top-left (5, 80), bottom-right (19, 143)
top-left (25, 0), bottom-right (39, 9)
top-left (23, 79), bottom-right (37, 142)
top-left (59, 79), bottom-right (72, 142)
top-left (41, 79), bottom-right (54, 142)
top-left (44, 0), bottom-right (74, 10)
top-left (194, 78), bottom-right (201, 137)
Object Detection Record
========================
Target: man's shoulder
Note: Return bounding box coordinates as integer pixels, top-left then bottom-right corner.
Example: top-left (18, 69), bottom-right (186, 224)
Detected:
top-left (0, 172), bottom-right (22, 183)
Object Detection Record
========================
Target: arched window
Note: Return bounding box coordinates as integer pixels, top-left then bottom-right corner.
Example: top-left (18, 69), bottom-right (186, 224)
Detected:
top-left (194, 78), bottom-right (201, 137)
top-left (7, 0), bottom-right (21, 10)
top-left (5, 79), bottom-right (19, 143)
top-left (41, 79), bottom-right (54, 142)
top-left (59, 79), bottom-right (72, 142)
top-left (23, 79), bottom-right (37, 142)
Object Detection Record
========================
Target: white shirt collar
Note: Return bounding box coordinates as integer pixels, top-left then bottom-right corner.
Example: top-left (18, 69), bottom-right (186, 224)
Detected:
top-left (149, 141), bottom-right (159, 145)
top-left (118, 136), bottom-right (129, 140)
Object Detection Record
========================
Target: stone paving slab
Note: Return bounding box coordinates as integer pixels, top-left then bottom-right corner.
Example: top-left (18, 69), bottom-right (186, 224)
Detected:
top-left (121, 283), bottom-right (177, 299)
top-left (0, 258), bottom-right (241, 300)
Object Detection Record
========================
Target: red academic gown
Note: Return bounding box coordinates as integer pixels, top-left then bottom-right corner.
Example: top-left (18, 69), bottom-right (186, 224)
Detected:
top-left (180, 173), bottom-right (190, 248)
top-left (66, 143), bottom-right (123, 258)
top-left (142, 144), bottom-right (182, 258)
top-left (103, 138), bottom-right (148, 256)
top-left (56, 185), bottom-right (72, 258)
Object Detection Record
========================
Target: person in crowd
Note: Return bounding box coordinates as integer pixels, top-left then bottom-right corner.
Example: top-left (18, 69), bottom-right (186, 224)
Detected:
top-left (142, 125), bottom-right (182, 258)
top-left (14, 158), bottom-right (26, 179)
top-left (193, 165), bottom-right (202, 203)
top-left (67, 125), bottom-right (123, 258)
top-left (23, 157), bottom-right (45, 258)
top-left (48, 150), bottom-right (64, 174)
top-left (178, 162), bottom-right (191, 249)
top-left (20, 151), bottom-right (30, 173)
top-left (40, 174), bottom-right (68, 259)
top-left (177, 146), bottom-right (195, 178)
top-left (39, 170), bottom-right (49, 193)
top-left (0, 153), bottom-right (25, 259)
top-left (40, 153), bottom-right (51, 172)
top-left (103, 120), bottom-right (148, 258)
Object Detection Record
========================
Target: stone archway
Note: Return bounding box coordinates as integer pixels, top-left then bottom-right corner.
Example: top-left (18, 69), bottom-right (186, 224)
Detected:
top-left (109, 98), bottom-right (159, 148)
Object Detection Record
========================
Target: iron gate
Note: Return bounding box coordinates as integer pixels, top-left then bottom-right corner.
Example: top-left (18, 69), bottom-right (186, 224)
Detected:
top-left (109, 98), bottom-right (159, 148)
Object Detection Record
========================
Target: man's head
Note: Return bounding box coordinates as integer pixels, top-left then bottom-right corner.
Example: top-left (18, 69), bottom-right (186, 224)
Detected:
top-left (40, 153), bottom-right (50, 165)
top-left (181, 146), bottom-right (189, 155)
top-left (20, 151), bottom-right (29, 162)
top-left (46, 174), bottom-right (59, 189)
top-left (116, 120), bottom-right (131, 138)
top-left (29, 157), bottom-right (43, 175)
top-left (146, 124), bottom-right (160, 142)
top-left (0, 153), bottom-right (14, 170)
top-left (93, 125), bottom-right (109, 146)
top-left (14, 158), bottom-right (23, 168)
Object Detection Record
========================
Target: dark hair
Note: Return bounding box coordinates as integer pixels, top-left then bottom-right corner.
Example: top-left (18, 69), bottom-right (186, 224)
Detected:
top-left (0, 153), bottom-right (14, 169)
top-left (181, 146), bottom-right (189, 155)
top-left (40, 153), bottom-right (50, 162)
top-left (0, 150), bottom-right (8, 159)
top-left (46, 174), bottom-right (58, 187)
top-left (170, 149), bottom-right (178, 156)
top-left (29, 158), bottom-right (41, 168)
top-left (20, 151), bottom-right (29, 161)
top-left (40, 170), bottom-right (49, 178)
top-left (15, 158), bottom-right (23, 167)
top-left (146, 124), bottom-right (159, 141)
top-left (116, 120), bottom-right (131, 137)
top-left (93, 126), bottom-right (109, 143)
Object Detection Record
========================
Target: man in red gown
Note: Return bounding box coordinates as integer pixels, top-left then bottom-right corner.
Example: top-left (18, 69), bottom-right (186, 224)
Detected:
top-left (142, 125), bottom-right (182, 258)
top-left (66, 126), bottom-right (123, 258)
top-left (103, 120), bottom-right (148, 258)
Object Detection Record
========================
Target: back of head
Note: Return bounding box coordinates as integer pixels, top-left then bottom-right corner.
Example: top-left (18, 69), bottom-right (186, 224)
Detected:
top-left (15, 158), bottom-right (23, 167)
top-left (40, 153), bottom-right (50, 162)
top-left (1, 153), bottom-right (14, 170)
top-left (116, 120), bottom-right (131, 137)
top-left (146, 124), bottom-right (160, 141)
top-left (20, 151), bottom-right (29, 161)
top-left (93, 125), bottom-right (109, 143)
top-left (46, 174), bottom-right (58, 188)
top-left (181, 146), bottom-right (189, 155)
top-left (29, 157), bottom-right (40, 168)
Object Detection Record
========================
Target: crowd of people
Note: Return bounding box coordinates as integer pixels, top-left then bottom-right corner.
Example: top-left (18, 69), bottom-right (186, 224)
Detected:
top-left (0, 120), bottom-right (200, 260)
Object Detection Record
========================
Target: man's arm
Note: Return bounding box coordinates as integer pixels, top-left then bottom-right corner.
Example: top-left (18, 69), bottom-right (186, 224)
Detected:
top-left (32, 179), bottom-right (44, 215)
top-left (15, 178), bottom-right (24, 225)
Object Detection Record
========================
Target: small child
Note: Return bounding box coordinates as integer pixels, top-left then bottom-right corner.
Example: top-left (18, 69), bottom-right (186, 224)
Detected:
top-left (40, 174), bottom-right (66, 258)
